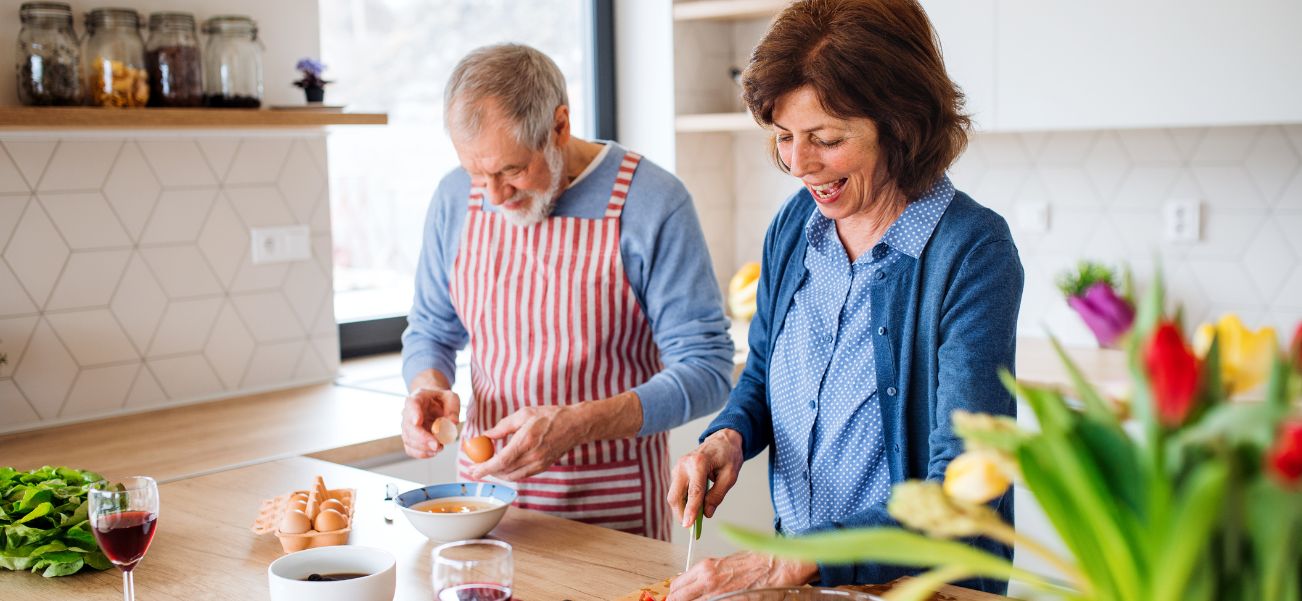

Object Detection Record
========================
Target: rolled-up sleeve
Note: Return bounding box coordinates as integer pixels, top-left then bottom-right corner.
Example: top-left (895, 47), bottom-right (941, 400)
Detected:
top-left (629, 189), bottom-right (734, 436)
top-left (401, 177), bottom-right (470, 389)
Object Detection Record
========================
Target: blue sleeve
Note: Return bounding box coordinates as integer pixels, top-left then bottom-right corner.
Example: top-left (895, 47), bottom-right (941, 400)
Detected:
top-left (814, 237), bottom-right (1022, 596)
top-left (401, 175), bottom-right (470, 389)
top-left (631, 186), bottom-right (734, 436)
top-left (697, 208), bottom-right (785, 459)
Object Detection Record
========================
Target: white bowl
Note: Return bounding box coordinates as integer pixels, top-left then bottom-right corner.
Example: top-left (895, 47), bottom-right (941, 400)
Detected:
top-left (397, 481), bottom-right (516, 543)
top-left (267, 545), bottom-right (396, 601)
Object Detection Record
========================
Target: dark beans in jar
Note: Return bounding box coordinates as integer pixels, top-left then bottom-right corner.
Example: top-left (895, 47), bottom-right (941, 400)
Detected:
top-left (146, 45), bottom-right (202, 107)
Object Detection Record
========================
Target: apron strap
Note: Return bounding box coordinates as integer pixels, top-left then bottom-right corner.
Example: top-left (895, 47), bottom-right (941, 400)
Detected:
top-left (468, 188), bottom-right (485, 211)
top-left (604, 151), bottom-right (642, 219)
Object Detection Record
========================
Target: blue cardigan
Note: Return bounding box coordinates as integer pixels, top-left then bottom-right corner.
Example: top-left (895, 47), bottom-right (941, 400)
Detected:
top-left (703, 187), bottom-right (1023, 594)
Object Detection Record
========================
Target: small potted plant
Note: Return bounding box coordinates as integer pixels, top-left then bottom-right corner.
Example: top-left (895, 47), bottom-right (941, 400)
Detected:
top-left (292, 58), bottom-right (330, 103)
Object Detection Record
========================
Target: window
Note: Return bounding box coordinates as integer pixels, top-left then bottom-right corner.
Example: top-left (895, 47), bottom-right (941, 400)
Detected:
top-left (320, 0), bottom-right (613, 357)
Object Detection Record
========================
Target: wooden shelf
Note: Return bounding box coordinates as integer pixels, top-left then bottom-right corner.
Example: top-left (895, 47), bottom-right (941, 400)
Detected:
top-left (676, 111), bottom-right (763, 133)
top-left (0, 106), bottom-right (387, 129)
top-left (673, 0), bottom-right (786, 21)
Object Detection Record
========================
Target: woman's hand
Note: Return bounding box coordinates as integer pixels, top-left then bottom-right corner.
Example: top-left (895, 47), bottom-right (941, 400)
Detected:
top-left (469, 405), bottom-right (587, 481)
top-left (401, 387), bottom-right (461, 459)
top-left (666, 552), bottom-right (818, 601)
top-left (667, 429), bottom-right (744, 528)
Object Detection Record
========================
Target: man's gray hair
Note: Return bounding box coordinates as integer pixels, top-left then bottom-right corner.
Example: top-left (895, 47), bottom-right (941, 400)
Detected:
top-left (444, 43), bottom-right (569, 150)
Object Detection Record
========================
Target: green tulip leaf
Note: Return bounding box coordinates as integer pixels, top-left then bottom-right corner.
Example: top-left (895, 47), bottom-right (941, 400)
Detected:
top-left (1152, 462), bottom-right (1229, 601)
top-left (1049, 335), bottom-right (1119, 426)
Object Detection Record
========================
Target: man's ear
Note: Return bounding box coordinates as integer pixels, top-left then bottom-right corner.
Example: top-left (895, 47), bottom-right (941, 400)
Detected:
top-left (552, 104), bottom-right (571, 146)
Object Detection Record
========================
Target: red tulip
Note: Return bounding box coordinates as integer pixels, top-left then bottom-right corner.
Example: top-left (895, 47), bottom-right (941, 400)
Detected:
top-left (1144, 322), bottom-right (1201, 427)
top-left (1267, 420), bottom-right (1302, 486)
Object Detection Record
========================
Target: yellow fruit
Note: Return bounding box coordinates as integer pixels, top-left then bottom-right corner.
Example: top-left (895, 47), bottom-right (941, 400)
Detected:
top-left (728, 262), bottom-right (761, 321)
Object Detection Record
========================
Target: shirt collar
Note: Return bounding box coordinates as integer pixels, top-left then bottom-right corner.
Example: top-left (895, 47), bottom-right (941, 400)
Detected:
top-left (803, 175), bottom-right (955, 260)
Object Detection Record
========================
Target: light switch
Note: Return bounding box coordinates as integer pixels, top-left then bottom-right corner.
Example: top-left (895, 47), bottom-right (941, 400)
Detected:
top-left (1163, 199), bottom-right (1200, 243)
top-left (1015, 201), bottom-right (1050, 233)
top-left (250, 225), bottom-right (311, 264)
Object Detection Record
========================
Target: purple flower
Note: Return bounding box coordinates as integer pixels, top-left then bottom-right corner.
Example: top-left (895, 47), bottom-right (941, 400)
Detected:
top-left (295, 58), bottom-right (325, 76)
top-left (1068, 281), bottom-right (1135, 348)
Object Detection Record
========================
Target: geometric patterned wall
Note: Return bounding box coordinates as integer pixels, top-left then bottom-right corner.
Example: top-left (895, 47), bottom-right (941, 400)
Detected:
top-left (0, 133), bottom-right (338, 434)
top-left (683, 124), bottom-right (1302, 350)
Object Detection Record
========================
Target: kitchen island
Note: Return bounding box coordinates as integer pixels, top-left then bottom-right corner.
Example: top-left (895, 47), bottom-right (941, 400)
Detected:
top-left (0, 342), bottom-right (1108, 599)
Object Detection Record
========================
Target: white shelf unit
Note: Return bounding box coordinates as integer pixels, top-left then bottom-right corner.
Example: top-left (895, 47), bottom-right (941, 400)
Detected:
top-left (672, 2), bottom-right (793, 292)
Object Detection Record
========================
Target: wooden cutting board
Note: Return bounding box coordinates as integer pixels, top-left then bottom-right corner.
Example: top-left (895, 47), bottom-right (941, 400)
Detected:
top-left (613, 577), bottom-right (672, 601)
top-left (614, 577), bottom-right (1012, 601)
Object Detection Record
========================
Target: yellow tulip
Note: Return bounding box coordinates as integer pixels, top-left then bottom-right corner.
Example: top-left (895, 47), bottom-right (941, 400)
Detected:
top-left (943, 450), bottom-right (1011, 504)
top-left (728, 262), bottom-right (761, 321)
top-left (1193, 314), bottom-right (1278, 396)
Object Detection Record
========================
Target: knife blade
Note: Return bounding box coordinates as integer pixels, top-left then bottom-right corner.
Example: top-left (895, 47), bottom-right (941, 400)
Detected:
top-left (684, 503), bottom-right (704, 573)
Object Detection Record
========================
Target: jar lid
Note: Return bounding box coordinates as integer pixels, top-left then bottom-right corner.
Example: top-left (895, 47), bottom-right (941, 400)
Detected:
top-left (20, 2), bottom-right (73, 22)
top-left (85, 7), bottom-right (142, 31)
top-left (202, 15), bottom-right (258, 36)
top-left (148, 12), bottom-right (196, 30)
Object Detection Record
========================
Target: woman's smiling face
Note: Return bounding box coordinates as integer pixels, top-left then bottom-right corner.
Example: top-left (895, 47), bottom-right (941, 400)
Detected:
top-left (772, 85), bottom-right (894, 222)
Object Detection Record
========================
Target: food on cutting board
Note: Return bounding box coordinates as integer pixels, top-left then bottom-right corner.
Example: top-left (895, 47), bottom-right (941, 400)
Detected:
top-left (616, 577), bottom-right (672, 601)
top-left (251, 475), bottom-right (357, 553)
top-left (431, 416), bottom-right (459, 446)
top-left (0, 465), bottom-right (113, 577)
top-left (462, 436), bottom-right (495, 463)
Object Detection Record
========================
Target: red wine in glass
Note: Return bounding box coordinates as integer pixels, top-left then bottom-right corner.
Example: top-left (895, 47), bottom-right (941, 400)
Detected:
top-left (89, 476), bottom-right (159, 601)
top-left (437, 583), bottom-right (512, 601)
top-left (92, 510), bottom-right (158, 571)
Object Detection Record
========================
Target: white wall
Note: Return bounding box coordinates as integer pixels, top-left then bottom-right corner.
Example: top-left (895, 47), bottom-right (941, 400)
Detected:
top-left (2, 0), bottom-right (320, 107)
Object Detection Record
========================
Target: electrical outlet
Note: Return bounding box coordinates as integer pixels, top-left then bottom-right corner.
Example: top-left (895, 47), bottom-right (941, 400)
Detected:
top-left (1016, 201), bottom-right (1050, 234)
top-left (250, 225), bottom-right (311, 264)
top-left (1163, 199), bottom-right (1201, 243)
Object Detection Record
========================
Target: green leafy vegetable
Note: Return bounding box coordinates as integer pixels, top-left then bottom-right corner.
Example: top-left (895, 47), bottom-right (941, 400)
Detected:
top-left (0, 465), bottom-right (110, 577)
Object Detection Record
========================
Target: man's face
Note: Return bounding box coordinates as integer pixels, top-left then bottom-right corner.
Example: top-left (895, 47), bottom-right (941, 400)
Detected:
top-left (451, 103), bottom-right (565, 227)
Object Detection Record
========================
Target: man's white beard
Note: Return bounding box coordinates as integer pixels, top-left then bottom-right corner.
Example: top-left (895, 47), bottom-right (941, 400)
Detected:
top-left (500, 142), bottom-right (565, 227)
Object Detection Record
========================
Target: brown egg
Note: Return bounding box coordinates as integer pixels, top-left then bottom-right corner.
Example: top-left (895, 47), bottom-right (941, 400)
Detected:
top-left (314, 508), bottom-right (348, 532)
top-left (462, 436), bottom-right (495, 463)
top-left (319, 498), bottom-right (346, 515)
top-left (431, 416), bottom-right (459, 446)
top-left (279, 509), bottom-right (312, 534)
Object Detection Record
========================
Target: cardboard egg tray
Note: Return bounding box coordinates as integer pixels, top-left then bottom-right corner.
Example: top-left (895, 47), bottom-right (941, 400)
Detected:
top-left (251, 487), bottom-right (356, 553)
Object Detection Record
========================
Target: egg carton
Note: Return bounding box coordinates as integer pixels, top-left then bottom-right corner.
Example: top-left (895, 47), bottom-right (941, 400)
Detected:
top-left (251, 487), bottom-right (356, 553)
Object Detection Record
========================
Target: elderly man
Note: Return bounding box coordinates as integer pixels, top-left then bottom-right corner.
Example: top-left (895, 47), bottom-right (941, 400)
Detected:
top-left (400, 43), bottom-right (733, 540)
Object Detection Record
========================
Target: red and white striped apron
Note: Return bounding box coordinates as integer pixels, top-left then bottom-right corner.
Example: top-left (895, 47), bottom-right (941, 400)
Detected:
top-left (449, 151), bottom-right (672, 541)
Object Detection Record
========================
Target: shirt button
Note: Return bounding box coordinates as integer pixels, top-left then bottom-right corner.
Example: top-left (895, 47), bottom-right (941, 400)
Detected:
top-left (808, 400), bottom-right (816, 409)
top-left (875, 271), bottom-right (886, 281)
top-left (877, 326), bottom-right (887, 336)
top-left (886, 386), bottom-right (898, 396)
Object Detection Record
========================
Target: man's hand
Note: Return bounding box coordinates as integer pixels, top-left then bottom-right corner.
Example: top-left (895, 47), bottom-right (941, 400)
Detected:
top-left (469, 405), bottom-right (588, 481)
top-left (401, 387), bottom-right (461, 459)
top-left (666, 552), bottom-right (817, 601)
top-left (667, 429), bottom-right (744, 528)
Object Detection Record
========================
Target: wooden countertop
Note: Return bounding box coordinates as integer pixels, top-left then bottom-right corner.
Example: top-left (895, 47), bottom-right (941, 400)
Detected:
top-left (0, 384), bottom-right (404, 483)
top-left (1014, 337), bottom-right (1129, 399)
top-left (0, 457), bottom-right (684, 601)
top-left (0, 457), bottom-right (1006, 601)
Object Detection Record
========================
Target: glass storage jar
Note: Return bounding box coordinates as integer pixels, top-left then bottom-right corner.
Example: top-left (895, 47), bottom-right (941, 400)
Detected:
top-left (83, 8), bottom-right (148, 107)
top-left (145, 12), bottom-right (202, 107)
top-left (15, 2), bottom-right (82, 106)
top-left (202, 15), bottom-right (263, 108)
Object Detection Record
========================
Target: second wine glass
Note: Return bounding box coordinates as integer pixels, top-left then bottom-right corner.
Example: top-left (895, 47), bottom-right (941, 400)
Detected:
top-left (432, 539), bottom-right (513, 601)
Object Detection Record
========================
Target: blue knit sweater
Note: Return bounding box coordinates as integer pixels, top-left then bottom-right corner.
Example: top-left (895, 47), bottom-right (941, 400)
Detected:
top-left (703, 186), bottom-right (1024, 594)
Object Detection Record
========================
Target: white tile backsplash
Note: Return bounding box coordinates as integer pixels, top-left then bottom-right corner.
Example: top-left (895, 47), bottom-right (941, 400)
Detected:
top-left (36, 141), bottom-right (121, 192)
top-left (0, 133), bottom-right (338, 434)
top-left (698, 123), bottom-right (1302, 345)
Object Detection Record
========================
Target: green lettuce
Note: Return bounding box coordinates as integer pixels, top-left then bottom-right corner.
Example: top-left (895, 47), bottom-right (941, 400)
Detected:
top-left (0, 466), bottom-right (110, 577)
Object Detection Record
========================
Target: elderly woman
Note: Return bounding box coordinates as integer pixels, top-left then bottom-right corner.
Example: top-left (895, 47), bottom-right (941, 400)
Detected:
top-left (665, 0), bottom-right (1023, 598)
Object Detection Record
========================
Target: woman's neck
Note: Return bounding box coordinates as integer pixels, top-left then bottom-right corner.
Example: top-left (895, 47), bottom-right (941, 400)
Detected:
top-left (835, 190), bottom-right (906, 262)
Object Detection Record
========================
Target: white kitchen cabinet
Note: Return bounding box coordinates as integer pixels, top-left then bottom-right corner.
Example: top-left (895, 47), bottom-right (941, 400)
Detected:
top-left (922, 0), bottom-right (998, 131)
top-left (995, 0), bottom-right (1302, 130)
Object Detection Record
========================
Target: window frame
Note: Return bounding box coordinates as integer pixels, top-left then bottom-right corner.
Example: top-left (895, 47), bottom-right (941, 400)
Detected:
top-left (338, 0), bottom-right (617, 360)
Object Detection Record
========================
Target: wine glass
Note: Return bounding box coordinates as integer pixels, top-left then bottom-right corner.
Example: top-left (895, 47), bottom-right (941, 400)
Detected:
top-left (89, 476), bottom-right (159, 601)
top-left (432, 539), bottom-right (513, 601)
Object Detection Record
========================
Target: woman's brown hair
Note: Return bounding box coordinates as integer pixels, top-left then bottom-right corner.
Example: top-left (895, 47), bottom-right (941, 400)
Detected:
top-left (741, 0), bottom-right (970, 199)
